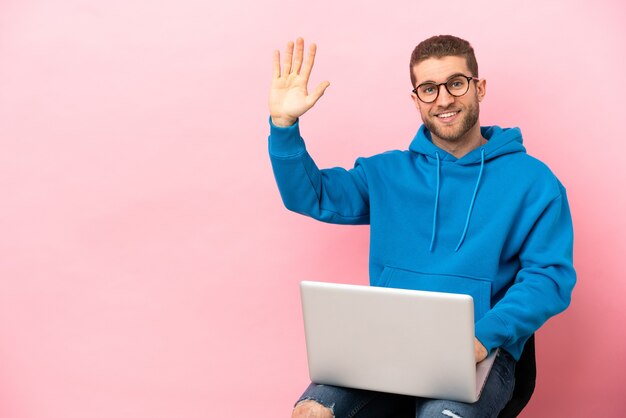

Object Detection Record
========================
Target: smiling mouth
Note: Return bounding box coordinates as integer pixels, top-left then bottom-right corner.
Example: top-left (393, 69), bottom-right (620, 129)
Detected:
top-left (436, 111), bottom-right (460, 119)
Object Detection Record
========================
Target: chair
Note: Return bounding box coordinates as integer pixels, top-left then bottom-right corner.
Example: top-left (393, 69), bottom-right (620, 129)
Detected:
top-left (497, 334), bottom-right (537, 418)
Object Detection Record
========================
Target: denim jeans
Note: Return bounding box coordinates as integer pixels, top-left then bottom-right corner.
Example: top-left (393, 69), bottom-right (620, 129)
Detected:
top-left (295, 349), bottom-right (516, 418)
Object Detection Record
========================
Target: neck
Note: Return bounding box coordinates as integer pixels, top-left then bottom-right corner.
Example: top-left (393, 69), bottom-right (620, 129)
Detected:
top-left (431, 124), bottom-right (486, 159)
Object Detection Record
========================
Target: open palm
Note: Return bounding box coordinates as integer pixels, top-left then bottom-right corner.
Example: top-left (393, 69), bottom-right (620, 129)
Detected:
top-left (269, 38), bottom-right (330, 127)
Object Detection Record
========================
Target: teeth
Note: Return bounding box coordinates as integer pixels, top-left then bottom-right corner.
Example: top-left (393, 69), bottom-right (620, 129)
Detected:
top-left (437, 112), bottom-right (458, 118)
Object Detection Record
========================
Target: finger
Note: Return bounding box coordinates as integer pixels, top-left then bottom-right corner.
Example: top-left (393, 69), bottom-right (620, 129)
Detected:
top-left (307, 81), bottom-right (330, 106)
top-left (300, 43), bottom-right (317, 81)
top-left (283, 40), bottom-right (294, 76)
top-left (292, 37), bottom-right (304, 74)
top-left (273, 49), bottom-right (281, 78)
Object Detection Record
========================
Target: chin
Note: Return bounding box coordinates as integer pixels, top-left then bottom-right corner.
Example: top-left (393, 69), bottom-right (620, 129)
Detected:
top-left (426, 121), bottom-right (468, 143)
top-left (427, 111), bottom-right (479, 143)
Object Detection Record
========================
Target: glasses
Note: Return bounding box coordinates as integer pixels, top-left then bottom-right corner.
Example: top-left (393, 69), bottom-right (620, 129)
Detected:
top-left (412, 74), bottom-right (478, 103)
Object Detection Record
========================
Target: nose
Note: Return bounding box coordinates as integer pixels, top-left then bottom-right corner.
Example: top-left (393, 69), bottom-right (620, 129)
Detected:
top-left (435, 84), bottom-right (455, 107)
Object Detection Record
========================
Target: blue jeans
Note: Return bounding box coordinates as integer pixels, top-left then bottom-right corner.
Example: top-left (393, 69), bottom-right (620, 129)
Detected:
top-left (295, 349), bottom-right (516, 418)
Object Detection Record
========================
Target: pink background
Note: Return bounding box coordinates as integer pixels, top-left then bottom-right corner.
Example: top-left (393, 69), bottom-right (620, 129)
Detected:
top-left (0, 0), bottom-right (624, 416)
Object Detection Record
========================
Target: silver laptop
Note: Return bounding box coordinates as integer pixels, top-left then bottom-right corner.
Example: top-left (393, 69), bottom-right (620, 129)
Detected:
top-left (300, 281), bottom-right (497, 403)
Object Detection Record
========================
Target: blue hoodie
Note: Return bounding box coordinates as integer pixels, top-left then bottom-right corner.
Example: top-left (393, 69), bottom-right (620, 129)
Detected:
top-left (268, 119), bottom-right (576, 361)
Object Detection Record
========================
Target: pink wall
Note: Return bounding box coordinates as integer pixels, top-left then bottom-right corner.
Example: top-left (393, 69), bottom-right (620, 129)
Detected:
top-left (0, 0), bottom-right (624, 416)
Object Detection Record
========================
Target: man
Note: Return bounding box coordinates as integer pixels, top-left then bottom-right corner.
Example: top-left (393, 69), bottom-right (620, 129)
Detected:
top-left (268, 35), bottom-right (576, 418)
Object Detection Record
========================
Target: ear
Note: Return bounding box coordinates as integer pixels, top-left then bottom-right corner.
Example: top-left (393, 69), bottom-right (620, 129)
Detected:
top-left (476, 79), bottom-right (486, 102)
top-left (410, 92), bottom-right (421, 110)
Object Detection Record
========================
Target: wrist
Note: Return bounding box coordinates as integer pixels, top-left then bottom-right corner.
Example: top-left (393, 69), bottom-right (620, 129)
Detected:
top-left (271, 115), bottom-right (297, 127)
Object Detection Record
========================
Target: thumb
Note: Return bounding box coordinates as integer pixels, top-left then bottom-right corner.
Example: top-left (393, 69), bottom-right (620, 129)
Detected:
top-left (308, 81), bottom-right (331, 106)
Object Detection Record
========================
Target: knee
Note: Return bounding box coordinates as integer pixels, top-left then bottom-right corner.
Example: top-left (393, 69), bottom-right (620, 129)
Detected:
top-left (292, 400), bottom-right (334, 418)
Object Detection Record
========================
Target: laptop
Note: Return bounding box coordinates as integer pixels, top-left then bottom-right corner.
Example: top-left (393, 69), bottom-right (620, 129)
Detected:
top-left (300, 281), bottom-right (497, 403)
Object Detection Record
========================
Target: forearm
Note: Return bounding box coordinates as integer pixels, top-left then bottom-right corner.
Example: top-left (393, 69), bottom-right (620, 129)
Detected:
top-left (475, 189), bottom-right (576, 356)
top-left (268, 119), bottom-right (370, 225)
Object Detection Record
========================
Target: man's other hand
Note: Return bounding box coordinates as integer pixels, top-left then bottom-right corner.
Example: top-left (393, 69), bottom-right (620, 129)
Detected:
top-left (475, 338), bottom-right (488, 363)
top-left (269, 37), bottom-right (330, 127)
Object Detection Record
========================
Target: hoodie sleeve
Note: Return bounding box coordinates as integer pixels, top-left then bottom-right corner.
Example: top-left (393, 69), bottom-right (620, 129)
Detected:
top-left (268, 118), bottom-right (370, 225)
top-left (475, 183), bottom-right (576, 354)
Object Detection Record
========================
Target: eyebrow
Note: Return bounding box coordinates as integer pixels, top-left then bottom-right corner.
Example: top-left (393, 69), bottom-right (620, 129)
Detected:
top-left (418, 72), bottom-right (469, 85)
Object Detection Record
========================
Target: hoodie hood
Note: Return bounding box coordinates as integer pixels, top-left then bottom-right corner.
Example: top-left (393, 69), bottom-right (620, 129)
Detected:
top-left (409, 125), bottom-right (527, 251)
top-left (409, 124), bottom-right (526, 165)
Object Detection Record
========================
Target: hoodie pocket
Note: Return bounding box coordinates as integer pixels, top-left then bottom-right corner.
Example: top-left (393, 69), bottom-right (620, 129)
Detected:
top-left (378, 265), bottom-right (492, 321)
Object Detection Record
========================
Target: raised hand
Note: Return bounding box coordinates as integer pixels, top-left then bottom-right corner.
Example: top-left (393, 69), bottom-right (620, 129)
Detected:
top-left (269, 38), bottom-right (330, 127)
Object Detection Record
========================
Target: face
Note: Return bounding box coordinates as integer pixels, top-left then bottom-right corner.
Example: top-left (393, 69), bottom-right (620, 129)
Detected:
top-left (411, 56), bottom-right (486, 144)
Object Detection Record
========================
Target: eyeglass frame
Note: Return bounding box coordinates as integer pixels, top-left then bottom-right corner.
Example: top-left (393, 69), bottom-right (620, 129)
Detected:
top-left (411, 74), bottom-right (479, 103)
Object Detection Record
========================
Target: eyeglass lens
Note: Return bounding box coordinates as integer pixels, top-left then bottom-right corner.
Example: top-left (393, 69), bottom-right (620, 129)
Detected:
top-left (416, 76), bottom-right (471, 103)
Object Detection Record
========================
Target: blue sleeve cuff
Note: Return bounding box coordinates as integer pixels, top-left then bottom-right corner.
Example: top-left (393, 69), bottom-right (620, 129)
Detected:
top-left (268, 117), bottom-right (306, 157)
top-left (475, 312), bottom-right (511, 354)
